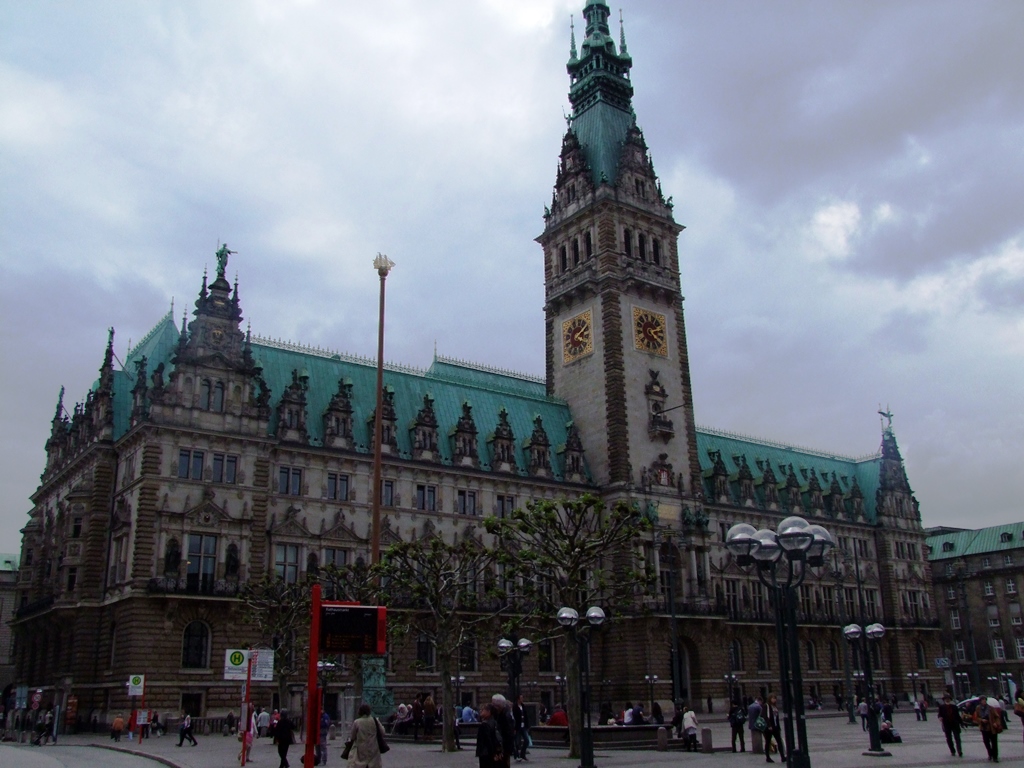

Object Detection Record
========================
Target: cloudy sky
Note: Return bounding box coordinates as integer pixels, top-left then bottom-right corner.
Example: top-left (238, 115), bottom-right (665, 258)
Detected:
top-left (2, 0), bottom-right (1022, 551)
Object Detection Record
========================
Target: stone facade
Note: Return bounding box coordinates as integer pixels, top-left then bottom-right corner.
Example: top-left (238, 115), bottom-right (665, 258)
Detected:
top-left (927, 524), bottom-right (1024, 700)
top-left (11, 0), bottom-right (942, 727)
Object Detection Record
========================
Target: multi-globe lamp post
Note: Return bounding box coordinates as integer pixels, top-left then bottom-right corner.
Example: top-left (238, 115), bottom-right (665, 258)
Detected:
top-left (726, 516), bottom-right (835, 768)
top-left (557, 605), bottom-right (605, 768)
top-left (498, 637), bottom-right (533, 703)
top-left (906, 672), bottom-right (920, 706)
top-left (644, 674), bottom-right (659, 710)
top-left (842, 621), bottom-right (889, 756)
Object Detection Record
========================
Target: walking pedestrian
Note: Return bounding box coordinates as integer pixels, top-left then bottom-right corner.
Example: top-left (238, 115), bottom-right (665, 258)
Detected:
top-left (347, 703), bottom-right (384, 768)
top-left (681, 706), bottom-right (699, 752)
top-left (112, 713), bottom-right (125, 742)
top-left (976, 700), bottom-right (1003, 763)
top-left (914, 698), bottom-right (922, 721)
top-left (275, 710), bottom-right (295, 768)
top-left (763, 694), bottom-right (786, 764)
top-left (729, 699), bottom-right (747, 752)
top-left (258, 707), bottom-right (270, 738)
top-left (937, 693), bottom-right (963, 757)
top-left (317, 709), bottom-right (331, 765)
top-left (513, 693), bottom-right (529, 761)
top-left (177, 710), bottom-right (198, 746)
top-left (858, 699), bottom-right (869, 731)
top-left (476, 704), bottom-right (502, 768)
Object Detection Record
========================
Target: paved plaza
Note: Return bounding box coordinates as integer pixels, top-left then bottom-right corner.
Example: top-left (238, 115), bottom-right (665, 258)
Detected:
top-left (2, 714), bottom-right (1020, 768)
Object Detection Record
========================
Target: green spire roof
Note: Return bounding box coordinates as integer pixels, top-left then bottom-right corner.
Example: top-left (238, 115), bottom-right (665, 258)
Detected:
top-left (565, 0), bottom-right (635, 187)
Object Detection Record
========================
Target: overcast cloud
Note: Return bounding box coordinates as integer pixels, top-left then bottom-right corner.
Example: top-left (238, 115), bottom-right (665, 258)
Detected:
top-left (2, 0), bottom-right (1022, 551)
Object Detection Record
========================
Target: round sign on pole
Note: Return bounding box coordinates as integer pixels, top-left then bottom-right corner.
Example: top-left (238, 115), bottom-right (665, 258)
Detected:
top-left (230, 651), bottom-right (246, 667)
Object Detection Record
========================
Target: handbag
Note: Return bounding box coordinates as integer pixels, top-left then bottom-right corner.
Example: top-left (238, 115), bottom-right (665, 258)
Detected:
top-left (754, 715), bottom-right (767, 732)
top-left (341, 740), bottom-right (352, 760)
top-left (375, 718), bottom-right (391, 754)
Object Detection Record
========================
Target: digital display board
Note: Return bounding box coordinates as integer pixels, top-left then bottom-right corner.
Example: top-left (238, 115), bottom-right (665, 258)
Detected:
top-left (319, 604), bottom-right (387, 654)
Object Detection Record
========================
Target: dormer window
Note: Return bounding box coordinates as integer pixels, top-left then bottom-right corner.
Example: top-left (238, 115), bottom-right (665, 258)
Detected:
top-left (942, 541), bottom-right (954, 552)
top-left (1001, 532), bottom-right (1013, 543)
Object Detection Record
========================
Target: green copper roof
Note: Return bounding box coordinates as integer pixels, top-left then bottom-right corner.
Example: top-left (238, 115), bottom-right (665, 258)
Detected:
top-left (694, 426), bottom-right (883, 523)
top-left (927, 523), bottom-right (1024, 561)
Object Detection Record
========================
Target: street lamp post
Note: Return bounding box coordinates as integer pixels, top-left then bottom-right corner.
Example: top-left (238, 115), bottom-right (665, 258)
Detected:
top-left (906, 672), bottom-right (920, 707)
top-left (451, 675), bottom-right (466, 709)
top-left (557, 605), bottom-right (606, 768)
top-left (555, 675), bottom-right (567, 706)
top-left (843, 622), bottom-right (889, 756)
top-left (723, 674), bottom-right (738, 706)
top-left (369, 253), bottom-right (394, 566)
top-left (727, 517), bottom-right (834, 768)
top-left (498, 637), bottom-right (533, 703)
top-left (644, 674), bottom-right (659, 709)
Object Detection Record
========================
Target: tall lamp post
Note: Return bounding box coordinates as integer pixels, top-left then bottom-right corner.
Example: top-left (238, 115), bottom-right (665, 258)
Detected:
top-left (369, 253), bottom-right (394, 566)
top-left (906, 672), bottom-right (919, 706)
top-left (498, 637), bottom-right (533, 703)
top-left (727, 517), bottom-right (834, 768)
top-left (451, 675), bottom-right (466, 709)
top-left (843, 622), bottom-right (889, 756)
top-left (723, 673), bottom-right (738, 706)
top-left (555, 675), bottom-right (567, 706)
top-left (557, 606), bottom-right (605, 768)
top-left (644, 674), bottom-right (659, 708)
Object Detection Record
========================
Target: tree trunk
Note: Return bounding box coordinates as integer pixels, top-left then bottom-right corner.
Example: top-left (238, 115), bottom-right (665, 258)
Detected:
top-left (439, 655), bottom-right (456, 752)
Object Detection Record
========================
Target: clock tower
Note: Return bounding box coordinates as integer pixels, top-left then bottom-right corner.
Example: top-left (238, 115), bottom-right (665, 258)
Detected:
top-left (539, 0), bottom-right (701, 501)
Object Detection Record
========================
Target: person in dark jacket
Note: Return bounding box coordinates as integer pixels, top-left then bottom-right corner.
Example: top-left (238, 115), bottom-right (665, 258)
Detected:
top-left (476, 704), bottom-right (502, 768)
top-left (763, 694), bottom-right (786, 763)
top-left (274, 710), bottom-right (295, 768)
top-left (729, 699), bottom-right (747, 752)
top-left (937, 694), bottom-right (963, 757)
top-left (492, 695), bottom-right (515, 768)
top-left (512, 693), bottom-right (529, 761)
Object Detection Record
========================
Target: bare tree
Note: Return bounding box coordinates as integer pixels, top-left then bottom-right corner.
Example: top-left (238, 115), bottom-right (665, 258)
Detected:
top-left (485, 494), bottom-right (654, 758)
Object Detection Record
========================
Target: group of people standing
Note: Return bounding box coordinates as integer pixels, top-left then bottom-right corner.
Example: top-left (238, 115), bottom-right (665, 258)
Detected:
top-left (475, 693), bottom-right (529, 768)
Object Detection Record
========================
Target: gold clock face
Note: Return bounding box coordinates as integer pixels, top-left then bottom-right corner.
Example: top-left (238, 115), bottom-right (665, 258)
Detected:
top-left (632, 307), bottom-right (668, 356)
top-left (562, 309), bottom-right (594, 364)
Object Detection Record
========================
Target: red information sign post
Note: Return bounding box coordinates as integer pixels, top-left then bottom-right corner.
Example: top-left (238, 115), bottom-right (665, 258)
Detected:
top-left (304, 586), bottom-right (388, 768)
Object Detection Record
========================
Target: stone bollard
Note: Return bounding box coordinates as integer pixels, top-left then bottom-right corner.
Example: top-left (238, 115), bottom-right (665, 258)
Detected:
top-left (751, 729), bottom-right (764, 754)
top-left (329, 723), bottom-right (337, 741)
top-left (701, 727), bottom-right (713, 753)
top-left (657, 726), bottom-right (668, 751)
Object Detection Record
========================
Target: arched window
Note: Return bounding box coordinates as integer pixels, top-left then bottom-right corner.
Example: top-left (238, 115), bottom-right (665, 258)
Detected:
top-left (806, 640), bottom-right (818, 671)
top-left (212, 382), bottom-right (225, 412)
top-left (200, 379), bottom-right (212, 410)
top-left (915, 641), bottom-right (926, 670)
top-left (757, 639), bottom-right (769, 671)
top-left (730, 639), bottom-right (743, 671)
top-left (182, 621), bottom-right (210, 669)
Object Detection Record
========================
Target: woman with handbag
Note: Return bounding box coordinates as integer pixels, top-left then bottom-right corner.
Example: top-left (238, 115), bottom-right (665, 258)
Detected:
top-left (345, 703), bottom-right (386, 768)
top-left (476, 703), bottom-right (502, 768)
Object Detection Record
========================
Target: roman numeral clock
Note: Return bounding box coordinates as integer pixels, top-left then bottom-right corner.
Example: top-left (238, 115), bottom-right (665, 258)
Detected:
top-left (632, 307), bottom-right (668, 356)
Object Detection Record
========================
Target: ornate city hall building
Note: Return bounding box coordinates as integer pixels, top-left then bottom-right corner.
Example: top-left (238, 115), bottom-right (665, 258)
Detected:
top-left (12, 0), bottom-right (941, 724)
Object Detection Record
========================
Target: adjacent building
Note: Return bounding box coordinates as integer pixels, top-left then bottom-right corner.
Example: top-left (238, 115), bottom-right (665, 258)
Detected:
top-left (927, 524), bottom-right (1024, 699)
top-left (11, 0), bottom-right (941, 725)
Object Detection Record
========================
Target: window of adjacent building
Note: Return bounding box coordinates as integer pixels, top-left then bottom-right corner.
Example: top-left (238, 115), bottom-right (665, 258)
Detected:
top-left (908, 591), bottom-right (922, 620)
top-left (982, 557), bottom-right (991, 568)
top-left (865, 589), bottom-right (880, 619)
top-left (1001, 532), bottom-right (1013, 543)
top-left (945, 564), bottom-right (954, 577)
top-left (988, 605), bottom-right (1000, 627)
top-left (1005, 554), bottom-right (1014, 566)
top-left (942, 541), bottom-right (955, 552)
top-left (729, 639), bottom-right (743, 671)
top-left (725, 580), bottom-right (740, 615)
top-left (459, 637), bottom-right (478, 673)
top-left (212, 453), bottom-right (237, 484)
top-left (186, 534), bottom-right (217, 594)
top-left (856, 539), bottom-right (869, 557)
top-left (279, 467), bottom-right (302, 495)
top-left (72, 517), bottom-right (82, 538)
top-left (821, 586), bottom-right (834, 619)
top-left (1011, 603), bottom-right (1022, 625)
top-left (275, 543), bottom-right (300, 584)
top-left (457, 489), bottom-right (477, 516)
top-left (757, 639), bottom-right (769, 671)
top-left (416, 634), bottom-right (436, 671)
top-left (984, 580), bottom-right (995, 597)
top-left (752, 582), bottom-right (767, 615)
top-left (416, 484), bottom-right (436, 511)
top-left (951, 609), bottom-right (961, 630)
top-left (182, 620), bottom-right (210, 669)
top-left (947, 585), bottom-right (957, 600)
top-left (954, 639), bottom-right (966, 662)
top-left (380, 480), bottom-right (395, 507)
top-left (1017, 637), bottom-right (1024, 660)
top-left (178, 449), bottom-right (204, 480)
top-left (497, 494), bottom-right (516, 519)
top-left (324, 548), bottom-right (347, 568)
top-left (1007, 578), bottom-right (1017, 594)
top-left (66, 567), bottom-right (77, 592)
top-left (799, 586), bottom-right (812, 617)
top-left (844, 588), bottom-right (856, 619)
top-left (993, 638), bottom-right (1006, 661)
top-left (327, 473), bottom-right (349, 501)
top-left (537, 638), bottom-right (554, 672)
top-left (806, 641), bottom-right (818, 671)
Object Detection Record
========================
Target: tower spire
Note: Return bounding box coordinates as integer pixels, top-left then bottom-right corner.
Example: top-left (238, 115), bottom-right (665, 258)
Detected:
top-left (569, 15), bottom-right (577, 61)
top-left (619, 8), bottom-right (628, 55)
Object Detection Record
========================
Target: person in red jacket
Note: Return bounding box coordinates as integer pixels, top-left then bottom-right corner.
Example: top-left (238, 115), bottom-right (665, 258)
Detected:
top-left (547, 706), bottom-right (569, 727)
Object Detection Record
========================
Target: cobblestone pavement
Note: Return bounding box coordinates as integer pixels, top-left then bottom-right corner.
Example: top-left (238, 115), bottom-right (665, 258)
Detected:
top-left (1, 714), bottom-right (1020, 768)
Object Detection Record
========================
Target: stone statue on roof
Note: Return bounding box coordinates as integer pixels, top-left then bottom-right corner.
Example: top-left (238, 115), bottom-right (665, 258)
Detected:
top-left (215, 244), bottom-right (236, 278)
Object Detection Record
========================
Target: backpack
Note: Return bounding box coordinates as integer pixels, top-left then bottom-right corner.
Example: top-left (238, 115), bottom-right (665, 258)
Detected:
top-left (729, 707), bottom-right (746, 727)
